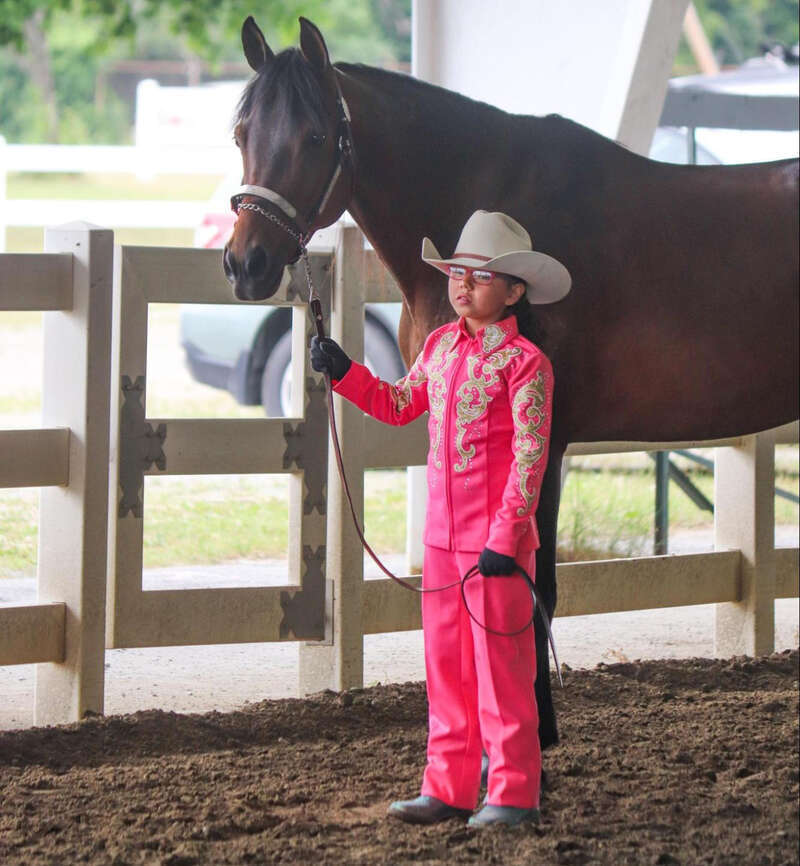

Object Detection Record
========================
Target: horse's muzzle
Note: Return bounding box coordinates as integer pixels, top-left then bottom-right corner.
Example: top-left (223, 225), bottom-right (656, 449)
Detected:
top-left (223, 244), bottom-right (284, 301)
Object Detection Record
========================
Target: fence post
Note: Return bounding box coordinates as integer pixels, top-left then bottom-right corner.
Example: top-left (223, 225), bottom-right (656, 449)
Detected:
top-left (406, 465), bottom-right (427, 573)
top-left (298, 225), bottom-right (366, 694)
top-left (653, 450), bottom-right (670, 554)
top-left (713, 431), bottom-right (776, 657)
top-left (34, 222), bottom-right (113, 725)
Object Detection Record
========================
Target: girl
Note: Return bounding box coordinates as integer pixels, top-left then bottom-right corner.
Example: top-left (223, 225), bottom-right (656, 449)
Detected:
top-left (311, 210), bottom-right (571, 827)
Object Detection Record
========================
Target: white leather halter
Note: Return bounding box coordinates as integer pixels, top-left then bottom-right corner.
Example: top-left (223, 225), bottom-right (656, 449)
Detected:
top-left (230, 89), bottom-right (353, 244)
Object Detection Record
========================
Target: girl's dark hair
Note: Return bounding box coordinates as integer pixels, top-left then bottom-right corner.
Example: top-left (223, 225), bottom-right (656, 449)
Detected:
top-left (499, 276), bottom-right (546, 348)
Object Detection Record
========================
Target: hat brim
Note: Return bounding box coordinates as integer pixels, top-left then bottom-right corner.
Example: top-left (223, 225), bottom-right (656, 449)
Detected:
top-left (421, 237), bottom-right (571, 305)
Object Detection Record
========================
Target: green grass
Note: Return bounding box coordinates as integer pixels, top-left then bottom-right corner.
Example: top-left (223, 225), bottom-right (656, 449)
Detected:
top-left (7, 172), bottom-right (221, 201)
top-left (6, 227), bottom-right (195, 254)
top-left (0, 392), bottom-right (40, 415)
top-left (0, 488), bottom-right (38, 574)
top-left (0, 472), bottom-right (410, 576)
top-left (5, 170), bottom-right (219, 253)
top-left (143, 478), bottom-right (290, 568)
top-left (0, 311), bottom-right (42, 327)
top-left (2, 468), bottom-right (796, 578)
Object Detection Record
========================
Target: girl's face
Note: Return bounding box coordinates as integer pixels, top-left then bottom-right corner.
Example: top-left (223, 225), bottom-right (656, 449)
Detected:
top-left (447, 266), bottom-right (526, 334)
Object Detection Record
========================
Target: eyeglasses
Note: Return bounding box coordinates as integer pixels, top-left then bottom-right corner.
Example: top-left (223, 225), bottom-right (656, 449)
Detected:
top-left (447, 265), bottom-right (496, 285)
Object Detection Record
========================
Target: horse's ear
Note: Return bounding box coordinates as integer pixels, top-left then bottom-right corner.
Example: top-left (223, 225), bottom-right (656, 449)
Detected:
top-left (242, 16), bottom-right (274, 71)
top-left (299, 17), bottom-right (331, 73)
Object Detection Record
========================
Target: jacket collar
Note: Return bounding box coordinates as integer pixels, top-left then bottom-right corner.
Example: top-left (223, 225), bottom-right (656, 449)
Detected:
top-left (456, 314), bottom-right (518, 353)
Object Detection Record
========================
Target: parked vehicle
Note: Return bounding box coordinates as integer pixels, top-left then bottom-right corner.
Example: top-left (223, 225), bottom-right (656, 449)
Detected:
top-left (181, 294), bottom-right (406, 416)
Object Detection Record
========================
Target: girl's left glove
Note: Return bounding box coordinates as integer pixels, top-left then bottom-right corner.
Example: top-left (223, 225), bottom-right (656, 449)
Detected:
top-left (477, 547), bottom-right (516, 576)
top-left (310, 336), bottom-right (352, 380)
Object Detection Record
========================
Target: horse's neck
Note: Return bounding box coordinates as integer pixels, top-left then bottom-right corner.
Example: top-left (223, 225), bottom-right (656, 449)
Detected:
top-left (336, 66), bottom-right (495, 325)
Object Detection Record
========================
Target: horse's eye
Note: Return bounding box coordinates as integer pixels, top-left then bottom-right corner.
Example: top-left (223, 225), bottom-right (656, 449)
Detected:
top-left (310, 132), bottom-right (327, 147)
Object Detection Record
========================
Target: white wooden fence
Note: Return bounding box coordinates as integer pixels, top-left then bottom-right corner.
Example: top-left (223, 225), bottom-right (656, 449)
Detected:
top-left (0, 137), bottom-right (238, 248)
top-left (0, 223), bottom-right (112, 725)
top-left (0, 224), bottom-right (797, 725)
top-left (106, 246), bottom-right (331, 651)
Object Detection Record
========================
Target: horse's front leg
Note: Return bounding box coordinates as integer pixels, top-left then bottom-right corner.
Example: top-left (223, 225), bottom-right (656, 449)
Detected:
top-left (534, 440), bottom-right (565, 750)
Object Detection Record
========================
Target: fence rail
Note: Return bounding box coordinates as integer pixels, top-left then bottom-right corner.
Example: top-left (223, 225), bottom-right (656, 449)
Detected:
top-left (0, 223), bottom-right (797, 725)
top-left (0, 138), bottom-right (236, 246)
top-left (1, 142), bottom-right (237, 175)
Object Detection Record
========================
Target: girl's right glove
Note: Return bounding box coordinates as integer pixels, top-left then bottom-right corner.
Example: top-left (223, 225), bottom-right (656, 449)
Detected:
top-left (310, 336), bottom-right (352, 380)
top-left (477, 547), bottom-right (517, 577)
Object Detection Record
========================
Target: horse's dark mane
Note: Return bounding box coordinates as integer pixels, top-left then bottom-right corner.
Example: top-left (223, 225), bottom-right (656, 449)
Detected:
top-left (336, 61), bottom-right (511, 120)
top-left (335, 61), bottom-right (639, 171)
top-left (235, 48), bottom-right (327, 131)
top-left (237, 52), bottom-right (573, 149)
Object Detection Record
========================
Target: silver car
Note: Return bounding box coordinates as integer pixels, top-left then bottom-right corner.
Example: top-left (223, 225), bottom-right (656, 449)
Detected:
top-left (181, 299), bottom-right (406, 416)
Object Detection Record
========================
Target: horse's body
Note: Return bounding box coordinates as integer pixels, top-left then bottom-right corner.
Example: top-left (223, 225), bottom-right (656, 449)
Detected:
top-left (225, 18), bottom-right (799, 749)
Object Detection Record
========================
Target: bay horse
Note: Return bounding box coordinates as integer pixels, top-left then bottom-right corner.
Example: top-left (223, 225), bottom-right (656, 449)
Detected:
top-left (224, 17), bottom-right (799, 750)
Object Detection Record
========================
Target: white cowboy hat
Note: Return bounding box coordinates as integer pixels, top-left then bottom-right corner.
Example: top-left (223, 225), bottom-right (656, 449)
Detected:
top-left (421, 210), bottom-right (571, 304)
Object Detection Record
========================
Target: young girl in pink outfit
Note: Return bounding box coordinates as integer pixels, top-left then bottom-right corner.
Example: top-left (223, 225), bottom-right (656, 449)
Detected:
top-left (311, 210), bottom-right (571, 827)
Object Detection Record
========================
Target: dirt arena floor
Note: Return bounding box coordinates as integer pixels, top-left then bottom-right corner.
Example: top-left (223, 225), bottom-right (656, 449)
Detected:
top-left (0, 650), bottom-right (797, 866)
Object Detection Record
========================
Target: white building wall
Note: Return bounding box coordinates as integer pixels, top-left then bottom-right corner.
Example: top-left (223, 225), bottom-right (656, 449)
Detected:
top-left (412, 0), bottom-right (688, 154)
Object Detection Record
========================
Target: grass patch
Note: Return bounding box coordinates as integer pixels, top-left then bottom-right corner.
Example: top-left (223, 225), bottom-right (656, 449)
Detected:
top-left (7, 172), bottom-right (222, 201)
top-left (143, 495), bottom-right (289, 568)
top-left (3, 467), bottom-right (796, 578)
top-left (557, 470), bottom-right (651, 560)
top-left (0, 488), bottom-right (38, 575)
top-left (5, 227), bottom-right (195, 254)
top-left (0, 311), bottom-right (42, 328)
top-left (364, 473), bottom-right (407, 554)
top-left (0, 392), bottom-right (40, 415)
top-left (144, 394), bottom-right (262, 419)
top-left (5, 172), bottom-right (214, 252)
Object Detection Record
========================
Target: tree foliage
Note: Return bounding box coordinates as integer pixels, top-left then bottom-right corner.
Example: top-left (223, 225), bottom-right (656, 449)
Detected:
top-left (675, 0), bottom-right (798, 70)
top-left (1, 0), bottom-right (795, 144)
top-left (0, 0), bottom-right (409, 143)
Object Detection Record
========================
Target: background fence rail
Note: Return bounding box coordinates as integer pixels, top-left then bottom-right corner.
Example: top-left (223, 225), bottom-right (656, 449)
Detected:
top-left (0, 139), bottom-right (236, 247)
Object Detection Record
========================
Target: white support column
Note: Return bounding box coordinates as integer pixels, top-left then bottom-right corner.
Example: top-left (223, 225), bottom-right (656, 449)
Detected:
top-left (612, 0), bottom-right (689, 154)
top-left (405, 465), bottom-right (427, 574)
top-left (713, 432), bottom-right (776, 657)
top-left (298, 226), bottom-right (366, 693)
top-left (412, 0), bottom-right (688, 156)
top-left (35, 222), bottom-right (113, 725)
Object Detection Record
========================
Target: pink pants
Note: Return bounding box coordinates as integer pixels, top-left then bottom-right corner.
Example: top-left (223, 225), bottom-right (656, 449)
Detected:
top-left (420, 545), bottom-right (541, 810)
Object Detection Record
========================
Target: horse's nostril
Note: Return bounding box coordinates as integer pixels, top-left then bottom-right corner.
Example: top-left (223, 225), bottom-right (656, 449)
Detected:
top-left (223, 247), bottom-right (238, 282)
top-left (244, 246), bottom-right (268, 280)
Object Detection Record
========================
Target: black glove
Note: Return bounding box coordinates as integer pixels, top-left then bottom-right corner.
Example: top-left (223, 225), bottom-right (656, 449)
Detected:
top-left (310, 336), bottom-right (352, 380)
top-left (477, 547), bottom-right (516, 577)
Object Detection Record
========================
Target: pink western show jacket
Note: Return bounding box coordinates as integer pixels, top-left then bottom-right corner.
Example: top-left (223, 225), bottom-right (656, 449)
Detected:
top-left (333, 315), bottom-right (553, 557)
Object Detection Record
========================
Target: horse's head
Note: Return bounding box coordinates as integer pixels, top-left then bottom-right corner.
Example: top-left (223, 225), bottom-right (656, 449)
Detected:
top-left (224, 17), bottom-right (353, 301)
